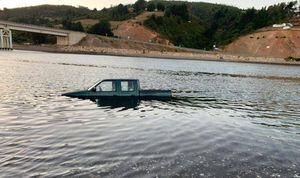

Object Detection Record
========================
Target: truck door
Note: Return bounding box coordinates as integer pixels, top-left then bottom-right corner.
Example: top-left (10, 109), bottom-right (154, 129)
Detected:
top-left (120, 80), bottom-right (138, 97)
top-left (95, 80), bottom-right (118, 97)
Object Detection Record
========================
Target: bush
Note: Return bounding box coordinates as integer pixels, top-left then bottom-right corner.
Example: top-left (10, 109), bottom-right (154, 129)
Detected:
top-left (285, 56), bottom-right (300, 62)
top-left (62, 20), bottom-right (84, 32)
top-left (165, 3), bottom-right (189, 21)
top-left (133, 0), bottom-right (146, 13)
top-left (147, 3), bottom-right (156, 12)
top-left (157, 2), bottom-right (165, 11)
top-left (88, 20), bottom-right (114, 36)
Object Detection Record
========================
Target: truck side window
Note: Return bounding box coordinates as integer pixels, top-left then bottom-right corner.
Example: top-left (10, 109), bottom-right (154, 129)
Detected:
top-left (96, 81), bottom-right (116, 92)
top-left (121, 81), bottom-right (135, 92)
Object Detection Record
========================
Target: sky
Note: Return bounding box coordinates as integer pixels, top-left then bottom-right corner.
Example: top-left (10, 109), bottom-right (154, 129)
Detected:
top-left (0, 0), bottom-right (297, 10)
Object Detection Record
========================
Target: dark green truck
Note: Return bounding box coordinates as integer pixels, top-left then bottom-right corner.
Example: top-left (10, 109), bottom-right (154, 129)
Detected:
top-left (63, 79), bottom-right (172, 100)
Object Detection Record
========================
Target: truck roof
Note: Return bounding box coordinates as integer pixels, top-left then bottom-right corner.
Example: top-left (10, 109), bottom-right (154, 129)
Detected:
top-left (102, 79), bottom-right (139, 82)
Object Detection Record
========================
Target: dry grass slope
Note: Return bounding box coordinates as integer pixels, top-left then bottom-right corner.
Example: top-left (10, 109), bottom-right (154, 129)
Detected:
top-left (111, 12), bottom-right (169, 45)
top-left (225, 28), bottom-right (300, 58)
top-left (76, 12), bottom-right (169, 45)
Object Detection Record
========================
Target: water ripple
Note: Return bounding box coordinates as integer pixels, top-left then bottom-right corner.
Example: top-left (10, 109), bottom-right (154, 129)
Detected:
top-left (0, 51), bottom-right (299, 177)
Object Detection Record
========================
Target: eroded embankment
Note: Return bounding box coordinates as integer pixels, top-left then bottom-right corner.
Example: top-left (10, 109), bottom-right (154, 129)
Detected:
top-left (225, 28), bottom-right (300, 58)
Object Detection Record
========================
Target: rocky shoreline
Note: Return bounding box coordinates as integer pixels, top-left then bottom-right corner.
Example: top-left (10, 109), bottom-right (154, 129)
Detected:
top-left (14, 44), bottom-right (300, 65)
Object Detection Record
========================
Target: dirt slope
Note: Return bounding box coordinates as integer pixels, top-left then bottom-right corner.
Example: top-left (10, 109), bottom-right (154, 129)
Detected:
top-left (225, 28), bottom-right (300, 58)
top-left (77, 35), bottom-right (180, 52)
top-left (76, 19), bottom-right (98, 27)
top-left (111, 12), bottom-right (170, 45)
top-left (76, 12), bottom-right (170, 45)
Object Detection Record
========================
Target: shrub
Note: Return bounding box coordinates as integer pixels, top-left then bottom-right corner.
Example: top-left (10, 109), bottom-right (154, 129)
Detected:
top-left (147, 3), bottom-right (156, 12)
top-left (88, 20), bottom-right (114, 36)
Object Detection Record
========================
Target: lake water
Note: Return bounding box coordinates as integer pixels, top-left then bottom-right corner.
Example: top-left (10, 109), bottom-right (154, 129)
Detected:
top-left (0, 50), bottom-right (299, 177)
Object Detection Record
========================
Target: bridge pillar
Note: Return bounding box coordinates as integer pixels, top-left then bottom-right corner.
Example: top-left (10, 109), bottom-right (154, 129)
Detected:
top-left (0, 30), bottom-right (3, 48)
top-left (9, 30), bottom-right (13, 49)
top-left (57, 36), bottom-right (69, 46)
top-left (56, 32), bottom-right (86, 46)
top-left (0, 28), bottom-right (13, 50)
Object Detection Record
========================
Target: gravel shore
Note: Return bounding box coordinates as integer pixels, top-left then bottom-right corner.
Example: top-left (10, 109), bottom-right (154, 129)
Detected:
top-left (14, 44), bottom-right (300, 65)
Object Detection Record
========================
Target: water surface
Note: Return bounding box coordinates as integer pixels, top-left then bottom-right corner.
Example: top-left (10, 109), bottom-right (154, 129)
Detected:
top-left (0, 50), bottom-right (299, 177)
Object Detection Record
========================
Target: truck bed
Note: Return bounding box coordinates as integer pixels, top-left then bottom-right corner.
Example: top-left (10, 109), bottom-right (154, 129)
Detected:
top-left (139, 90), bottom-right (172, 100)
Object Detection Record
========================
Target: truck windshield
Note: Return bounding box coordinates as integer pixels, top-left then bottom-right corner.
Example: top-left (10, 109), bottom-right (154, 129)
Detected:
top-left (88, 81), bottom-right (117, 92)
top-left (96, 81), bottom-right (116, 92)
top-left (88, 81), bottom-right (102, 91)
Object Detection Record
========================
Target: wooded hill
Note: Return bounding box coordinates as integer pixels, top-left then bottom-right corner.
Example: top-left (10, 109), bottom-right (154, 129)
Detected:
top-left (0, 0), bottom-right (298, 49)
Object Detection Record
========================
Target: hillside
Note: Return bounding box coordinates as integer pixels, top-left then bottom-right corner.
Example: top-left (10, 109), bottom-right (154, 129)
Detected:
top-left (77, 35), bottom-right (176, 52)
top-left (144, 1), bottom-right (298, 49)
top-left (0, 4), bottom-right (135, 25)
top-left (0, 0), bottom-right (298, 53)
top-left (111, 12), bottom-right (170, 44)
top-left (0, 5), bottom-right (92, 25)
top-left (225, 27), bottom-right (300, 58)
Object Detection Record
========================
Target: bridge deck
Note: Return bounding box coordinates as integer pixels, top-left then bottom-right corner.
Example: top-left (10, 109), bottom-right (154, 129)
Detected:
top-left (0, 20), bottom-right (70, 36)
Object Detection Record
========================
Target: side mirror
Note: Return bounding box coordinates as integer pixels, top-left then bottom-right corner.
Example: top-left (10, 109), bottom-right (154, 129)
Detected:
top-left (91, 88), bottom-right (96, 92)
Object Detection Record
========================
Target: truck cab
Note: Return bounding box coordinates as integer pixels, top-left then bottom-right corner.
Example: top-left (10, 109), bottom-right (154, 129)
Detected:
top-left (89, 79), bottom-right (140, 97)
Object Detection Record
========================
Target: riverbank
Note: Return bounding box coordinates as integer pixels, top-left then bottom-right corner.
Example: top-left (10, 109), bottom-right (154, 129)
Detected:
top-left (14, 44), bottom-right (300, 65)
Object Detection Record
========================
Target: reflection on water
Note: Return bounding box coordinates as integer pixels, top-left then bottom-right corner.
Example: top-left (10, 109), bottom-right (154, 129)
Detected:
top-left (94, 98), bottom-right (140, 109)
top-left (0, 50), bottom-right (299, 177)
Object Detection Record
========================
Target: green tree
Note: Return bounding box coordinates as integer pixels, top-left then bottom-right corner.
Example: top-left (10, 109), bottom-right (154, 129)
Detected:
top-left (88, 20), bottom-right (114, 36)
top-left (134, 0), bottom-right (146, 13)
top-left (156, 2), bottom-right (165, 11)
top-left (238, 8), bottom-right (256, 31)
top-left (144, 15), bottom-right (208, 49)
top-left (112, 4), bottom-right (129, 19)
top-left (62, 20), bottom-right (84, 32)
top-left (254, 8), bottom-right (268, 29)
top-left (74, 22), bottom-right (84, 31)
top-left (147, 3), bottom-right (156, 12)
top-left (165, 3), bottom-right (189, 21)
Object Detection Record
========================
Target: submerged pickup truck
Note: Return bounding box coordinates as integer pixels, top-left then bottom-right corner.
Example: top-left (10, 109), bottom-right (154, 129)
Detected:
top-left (62, 79), bottom-right (172, 100)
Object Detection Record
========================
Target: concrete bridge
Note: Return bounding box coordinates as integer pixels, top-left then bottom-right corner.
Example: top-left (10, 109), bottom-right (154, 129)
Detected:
top-left (0, 20), bottom-right (86, 49)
